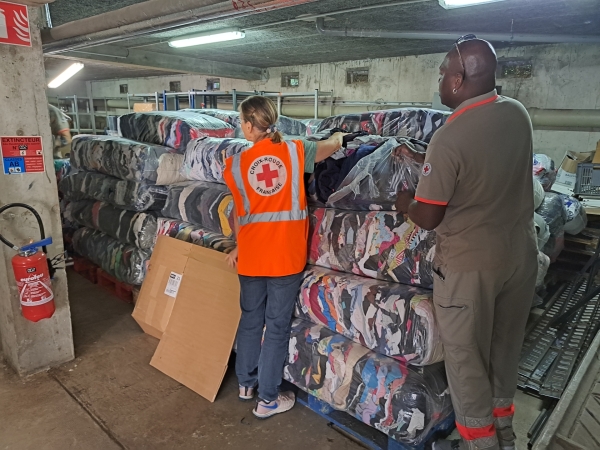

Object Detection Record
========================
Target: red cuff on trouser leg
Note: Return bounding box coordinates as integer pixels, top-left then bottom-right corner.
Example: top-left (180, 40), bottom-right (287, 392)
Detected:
top-left (493, 405), bottom-right (515, 418)
top-left (455, 422), bottom-right (497, 440)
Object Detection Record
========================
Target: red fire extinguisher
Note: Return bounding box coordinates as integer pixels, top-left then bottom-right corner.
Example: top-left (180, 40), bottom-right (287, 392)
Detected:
top-left (0, 203), bottom-right (56, 322)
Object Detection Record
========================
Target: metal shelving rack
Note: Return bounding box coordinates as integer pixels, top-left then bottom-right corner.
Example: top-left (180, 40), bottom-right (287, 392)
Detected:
top-left (260, 89), bottom-right (334, 119)
top-left (48, 95), bottom-right (96, 134)
top-left (187, 89), bottom-right (257, 111)
top-left (126, 92), bottom-right (162, 112)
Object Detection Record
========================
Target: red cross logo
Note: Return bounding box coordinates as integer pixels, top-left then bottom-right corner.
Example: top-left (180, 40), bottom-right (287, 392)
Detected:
top-left (256, 164), bottom-right (279, 188)
top-left (422, 163), bottom-right (432, 176)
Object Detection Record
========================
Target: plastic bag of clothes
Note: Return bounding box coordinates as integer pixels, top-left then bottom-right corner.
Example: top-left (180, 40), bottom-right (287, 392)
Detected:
top-left (309, 208), bottom-right (435, 288)
top-left (301, 119), bottom-right (323, 136)
top-left (533, 213), bottom-right (550, 251)
top-left (54, 159), bottom-right (72, 184)
top-left (59, 171), bottom-right (168, 211)
top-left (533, 179), bottom-right (545, 210)
top-left (118, 111), bottom-right (235, 150)
top-left (284, 319), bottom-right (453, 446)
top-left (71, 135), bottom-right (174, 184)
top-left (533, 154), bottom-right (556, 192)
top-left (155, 153), bottom-right (188, 185)
top-left (161, 181), bottom-right (234, 237)
top-left (72, 227), bottom-right (150, 285)
top-left (536, 192), bottom-right (567, 261)
top-left (327, 138), bottom-right (425, 210)
top-left (70, 200), bottom-right (157, 251)
top-left (558, 194), bottom-right (587, 235)
top-left (156, 217), bottom-right (236, 254)
top-left (181, 137), bottom-right (251, 184)
top-left (296, 266), bottom-right (443, 365)
top-left (316, 108), bottom-right (449, 142)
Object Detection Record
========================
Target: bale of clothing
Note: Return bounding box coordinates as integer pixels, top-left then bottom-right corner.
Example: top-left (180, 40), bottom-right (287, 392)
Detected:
top-left (54, 159), bottom-right (72, 184)
top-left (71, 135), bottom-right (175, 184)
top-left (284, 319), bottom-right (453, 447)
top-left (535, 192), bottom-right (567, 262)
top-left (296, 266), bottom-right (443, 365)
top-left (316, 108), bottom-right (450, 143)
top-left (156, 217), bottom-right (236, 254)
top-left (59, 171), bottom-right (168, 212)
top-left (72, 227), bottom-right (149, 285)
top-left (117, 111), bottom-right (235, 150)
top-left (70, 200), bottom-right (157, 251)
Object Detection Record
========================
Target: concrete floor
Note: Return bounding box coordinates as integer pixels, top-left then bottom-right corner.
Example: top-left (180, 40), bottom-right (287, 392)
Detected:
top-left (0, 270), bottom-right (545, 450)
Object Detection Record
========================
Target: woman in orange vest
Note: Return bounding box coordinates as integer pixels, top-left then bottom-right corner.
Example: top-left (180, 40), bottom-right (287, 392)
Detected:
top-left (223, 96), bottom-right (345, 419)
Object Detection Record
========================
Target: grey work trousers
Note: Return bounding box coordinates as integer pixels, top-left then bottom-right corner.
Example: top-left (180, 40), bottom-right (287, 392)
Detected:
top-left (433, 254), bottom-right (537, 450)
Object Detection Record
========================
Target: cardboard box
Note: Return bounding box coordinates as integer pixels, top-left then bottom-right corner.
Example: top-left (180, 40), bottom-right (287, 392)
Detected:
top-left (132, 236), bottom-right (192, 339)
top-left (555, 150), bottom-right (595, 189)
top-left (149, 238), bottom-right (240, 402)
top-left (133, 103), bottom-right (158, 112)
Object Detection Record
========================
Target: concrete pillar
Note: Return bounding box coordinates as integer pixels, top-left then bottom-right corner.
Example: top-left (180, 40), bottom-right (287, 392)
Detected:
top-left (0, 8), bottom-right (74, 375)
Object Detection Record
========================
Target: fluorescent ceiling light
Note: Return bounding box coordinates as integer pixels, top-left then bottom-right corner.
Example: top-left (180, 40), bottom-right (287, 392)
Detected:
top-left (48, 62), bottom-right (84, 88)
top-left (169, 29), bottom-right (245, 48)
top-left (439, 0), bottom-right (507, 9)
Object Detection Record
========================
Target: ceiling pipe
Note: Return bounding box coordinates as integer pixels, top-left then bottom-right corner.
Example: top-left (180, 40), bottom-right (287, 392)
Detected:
top-left (316, 17), bottom-right (600, 44)
top-left (43, 0), bottom-right (320, 54)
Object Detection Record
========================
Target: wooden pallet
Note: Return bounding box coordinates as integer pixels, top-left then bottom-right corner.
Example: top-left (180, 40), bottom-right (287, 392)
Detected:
top-left (72, 256), bottom-right (99, 284)
top-left (96, 268), bottom-right (134, 304)
top-left (295, 390), bottom-right (455, 450)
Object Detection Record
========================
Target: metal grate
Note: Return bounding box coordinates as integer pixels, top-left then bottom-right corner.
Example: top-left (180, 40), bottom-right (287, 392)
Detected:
top-left (574, 163), bottom-right (600, 197)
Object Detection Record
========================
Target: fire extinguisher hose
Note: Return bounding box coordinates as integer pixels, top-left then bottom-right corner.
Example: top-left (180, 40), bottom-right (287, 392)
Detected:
top-left (0, 203), bottom-right (48, 254)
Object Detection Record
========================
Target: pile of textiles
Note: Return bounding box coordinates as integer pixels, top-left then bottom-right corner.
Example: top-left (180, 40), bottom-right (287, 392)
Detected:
top-left (533, 154), bottom-right (556, 191)
top-left (181, 137), bottom-right (251, 183)
top-left (181, 109), bottom-right (307, 137)
top-left (302, 118), bottom-right (323, 135)
top-left (70, 200), bottom-right (157, 251)
top-left (296, 266), bottom-right (443, 365)
top-left (536, 192), bottom-right (567, 262)
top-left (316, 108), bottom-right (449, 143)
top-left (117, 111), bottom-right (235, 150)
top-left (284, 319), bottom-right (453, 447)
top-left (59, 171), bottom-right (168, 212)
top-left (72, 227), bottom-right (150, 285)
top-left (161, 181), bottom-right (234, 237)
top-left (71, 135), bottom-right (174, 184)
top-left (156, 217), bottom-right (236, 254)
top-left (308, 208), bottom-right (435, 288)
top-left (54, 159), bottom-right (72, 184)
top-left (558, 193), bottom-right (587, 235)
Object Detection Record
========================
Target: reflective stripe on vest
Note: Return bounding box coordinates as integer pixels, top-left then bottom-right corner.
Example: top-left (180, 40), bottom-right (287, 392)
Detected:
top-left (230, 140), bottom-right (307, 226)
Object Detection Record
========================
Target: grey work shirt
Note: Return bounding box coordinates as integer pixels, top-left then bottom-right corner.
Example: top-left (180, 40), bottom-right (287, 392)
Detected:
top-left (415, 90), bottom-right (538, 272)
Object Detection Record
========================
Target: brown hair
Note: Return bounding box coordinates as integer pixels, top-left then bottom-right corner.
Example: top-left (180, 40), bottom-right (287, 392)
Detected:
top-left (240, 96), bottom-right (284, 144)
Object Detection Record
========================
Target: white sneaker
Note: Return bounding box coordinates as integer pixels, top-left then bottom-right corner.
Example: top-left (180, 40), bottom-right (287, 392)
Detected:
top-left (239, 385), bottom-right (255, 401)
top-left (253, 391), bottom-right (295, 419)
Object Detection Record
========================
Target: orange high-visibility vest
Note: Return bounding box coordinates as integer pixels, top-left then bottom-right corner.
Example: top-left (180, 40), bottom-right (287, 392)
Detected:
top-left (223, 138), bottom-right (308, 277)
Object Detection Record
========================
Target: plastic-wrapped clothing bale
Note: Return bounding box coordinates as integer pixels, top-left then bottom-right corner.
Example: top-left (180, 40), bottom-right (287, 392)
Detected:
top-left (536, 251), bottom-right (550, 288)
top-left (59, 171), bottom-right (167, 211)
top-left (533, 212), bottom-right (550, 251)
top-left (327, 138), bottom-right (425, 210)
top-left (302, 118), bottom-right (324, 136)
top-left (284, 319), bottom-right (452, 446)
top-left (70, 200), bottom-right (157, 251)
top-left (533, 178), bottom-right (545, 210)
top-left (117, 111), bottom-right (235, 150)
top-left (309, 208), bottom-right (435, 288)
top-left (533, 154), bottom-right (556, 192)
top-left (316, 108), bottom-right (449, 142)
top-left (72, 227), bottom-right (149, 285)
top-left (54, 158), bottom-right (72, 184)
top-left (296, 266), bottom-right (443, 365)
top-left (156, 217), bottom-right (236, 254)
top-left (161, 181), bottom-right (234, 237)
top-left (71, 135), bottom-right (174, 184)
top-left (181, 137), bottom-right (251, 184)
top-left (536, 192), bottom-right (567, 262)
top-left (181, 109), bottom-right (241, 127)
top-left (558, 194), bottom-right (587, 235)
top-left (155, 153), bottom-right (188, 185)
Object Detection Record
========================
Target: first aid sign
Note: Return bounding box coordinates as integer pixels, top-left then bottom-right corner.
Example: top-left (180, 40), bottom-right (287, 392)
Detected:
top-left (0, 1), bottom-right (31, 47)
top-left (1, 137), bottom-right (45, 174)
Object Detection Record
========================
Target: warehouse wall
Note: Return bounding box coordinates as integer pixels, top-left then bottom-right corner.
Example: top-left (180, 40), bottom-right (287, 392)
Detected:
top-left (88, 43), bottom-right (600, 163)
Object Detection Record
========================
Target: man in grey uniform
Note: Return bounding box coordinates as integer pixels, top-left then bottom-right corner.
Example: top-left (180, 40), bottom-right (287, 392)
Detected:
top-left (48, 104), bottom-right (72, 159)
top-left (396, 37), bottom-right (537, 450)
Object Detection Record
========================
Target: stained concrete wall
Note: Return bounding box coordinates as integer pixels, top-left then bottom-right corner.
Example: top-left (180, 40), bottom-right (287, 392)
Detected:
top-left (0, 9), bottom-right (74, 375)
top-left (88, 43), bottom-right (600, 163)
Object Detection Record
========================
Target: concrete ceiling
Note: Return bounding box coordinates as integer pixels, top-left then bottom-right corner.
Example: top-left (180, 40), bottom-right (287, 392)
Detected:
top-left (45, 0), bottom-right (600, 80)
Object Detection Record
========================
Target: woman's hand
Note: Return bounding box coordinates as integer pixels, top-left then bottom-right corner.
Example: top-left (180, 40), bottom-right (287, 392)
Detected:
top-left (226, 247), bottom-right (239, 269)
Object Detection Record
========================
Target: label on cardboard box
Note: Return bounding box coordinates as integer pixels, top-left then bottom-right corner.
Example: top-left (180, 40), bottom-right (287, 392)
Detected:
top-left (164, 272), bottom-right (183, 298)
top-left (556, 168), bottom-right (577, 188)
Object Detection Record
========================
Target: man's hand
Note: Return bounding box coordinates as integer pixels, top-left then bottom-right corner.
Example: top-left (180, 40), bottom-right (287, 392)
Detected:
top-left (395, 190), bottom-right (415, 214)
top-left (226, 247), bottom-right (238, 269)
